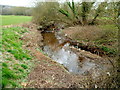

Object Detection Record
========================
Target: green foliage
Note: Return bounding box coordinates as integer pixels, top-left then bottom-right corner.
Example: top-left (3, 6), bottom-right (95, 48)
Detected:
top-left (32, 2), bottom-right (60, 24)
top-left (2, 27), bottom-right (33, 88)
top-left (59, 0), bottom-right (78, 21)
top-left (2, 78), bottom-right (10, 88)
top-left (1, 6), bottom-right (32, 16)
top-left (2, 66), bottom-right (20, 88)
top-left (81, 2), bottom-right (90, 14)
top-left (32, 1), bottom-right (119, 25)
top-left (59, 9), bottom-right (70, 17)
top-left (2, 27), bottom-right (31, 60)
top-left (11, 7), bottom-right (32, 16)
top-left (2, 68), bottom-right (18, 79)
top-left (21, 64), bottom-right (28, 69)
top-left (67, 0), bottom-right (76, 17)
top-left (2, 63), bottom-right (8, 67)
top-left (90, 2), bottom-right (108, 25)
top-left (68, 24), bottom-right (118, 56)
top-left (18, 69), bottom-right (24, 72)
top-left (7, 49), bottom-right (31, 60)
top-left (58, 1), bottom-right (97, 25)
top-left (1, 15), bottom-right (32, 26)
top-left (101, 46), bottom-right (117, 55)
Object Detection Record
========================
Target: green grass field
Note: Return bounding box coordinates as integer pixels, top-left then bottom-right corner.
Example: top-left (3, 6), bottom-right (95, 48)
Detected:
top-left (0, 15), bottom-right (32, 26)
top-left (1, 27), bottom-right (33, 88)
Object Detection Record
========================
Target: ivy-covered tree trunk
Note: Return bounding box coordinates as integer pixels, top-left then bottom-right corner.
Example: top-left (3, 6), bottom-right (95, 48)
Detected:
top-left (81, 2), bottom-right (94, 25)
top-left (81, 2), bottom-right (88, 25)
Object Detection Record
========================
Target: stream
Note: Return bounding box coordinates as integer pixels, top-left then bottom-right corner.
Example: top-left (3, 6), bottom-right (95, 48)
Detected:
top-left (41, 31), bottom-right (110, 75)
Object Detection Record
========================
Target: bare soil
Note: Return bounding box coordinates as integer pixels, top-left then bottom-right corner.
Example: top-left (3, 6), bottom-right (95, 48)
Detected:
top-left (12, 23), bottom-right (116, 88)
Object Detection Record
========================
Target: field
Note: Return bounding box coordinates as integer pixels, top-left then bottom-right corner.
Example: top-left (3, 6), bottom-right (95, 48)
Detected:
top-left (0, 15), bottom-right (32, 26)
top-left (1, 27), bottom-right (33, 88)
top-left (1, 15), bottom-right (32, 87)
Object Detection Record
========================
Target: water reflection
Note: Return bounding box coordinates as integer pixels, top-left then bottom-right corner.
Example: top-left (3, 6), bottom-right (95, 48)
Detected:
top-left (42, 32), bottom-right (99, 74)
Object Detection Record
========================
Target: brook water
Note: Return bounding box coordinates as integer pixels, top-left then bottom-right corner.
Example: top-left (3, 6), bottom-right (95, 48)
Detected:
top-left (41, 31), bottom-right (109, 75)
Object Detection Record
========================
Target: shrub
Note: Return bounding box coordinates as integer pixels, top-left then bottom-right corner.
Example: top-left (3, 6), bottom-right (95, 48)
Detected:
top-left (32, 2), bottom-right (61, 25)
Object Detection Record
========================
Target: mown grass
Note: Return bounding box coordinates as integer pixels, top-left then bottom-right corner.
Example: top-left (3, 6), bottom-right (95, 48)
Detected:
top-left (1, 27), bottom-right (33, 88)
top-left (0, 15), bottom-right (32, 26)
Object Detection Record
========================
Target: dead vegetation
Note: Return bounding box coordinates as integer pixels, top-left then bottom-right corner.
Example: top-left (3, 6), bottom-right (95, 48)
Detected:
top-left (62, 25), bottom-right (118, 56)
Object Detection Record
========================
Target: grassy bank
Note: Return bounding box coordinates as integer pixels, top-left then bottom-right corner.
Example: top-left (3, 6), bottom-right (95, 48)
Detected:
top-left (1, 27), bottom-right (33, 88)
top-left (0, 15), bottom-right (32, 26)
top-left (63, 24), bottom-right (118, 56)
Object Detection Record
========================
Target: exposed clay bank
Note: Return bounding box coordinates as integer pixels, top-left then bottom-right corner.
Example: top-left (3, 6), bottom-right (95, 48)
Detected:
top-left (20, 23), bottom-right (116, 88)
top-left (41, 31), bottom-right (112, 77)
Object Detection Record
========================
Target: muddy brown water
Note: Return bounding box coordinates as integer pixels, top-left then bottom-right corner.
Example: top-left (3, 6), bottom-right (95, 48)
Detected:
top-left (41, 31), bottom-right (111, 76)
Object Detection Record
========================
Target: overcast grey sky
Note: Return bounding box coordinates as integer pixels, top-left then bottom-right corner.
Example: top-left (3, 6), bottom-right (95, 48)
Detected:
top-left (0, 0), bottom-right (65, 7)
top-left (0, 0), bottom-right (119, 7)
top-left (0, 0), bottom-right (37, 7)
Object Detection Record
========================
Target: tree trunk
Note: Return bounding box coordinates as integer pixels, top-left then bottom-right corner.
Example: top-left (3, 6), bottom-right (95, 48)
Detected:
top-left (81, 2), bottom-right (89, 25)
top-left (82, 16), bottom-right (87, 25)
top-left (89, 13), bottom-right (99, 25)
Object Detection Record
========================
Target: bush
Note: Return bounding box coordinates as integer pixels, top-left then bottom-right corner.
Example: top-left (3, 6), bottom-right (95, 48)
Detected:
top-left (32, 2), bottom-right (61, 25)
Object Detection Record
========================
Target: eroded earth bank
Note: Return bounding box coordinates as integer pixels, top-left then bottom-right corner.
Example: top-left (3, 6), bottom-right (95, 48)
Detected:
top-left (19, 23), bottom-right (116, 88)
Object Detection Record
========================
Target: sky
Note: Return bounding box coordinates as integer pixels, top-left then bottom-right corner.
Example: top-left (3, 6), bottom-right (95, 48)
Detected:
top-left (0, 0), bottom-right (37, 7)
top-left (0, 0), bottom-right (93, 7)
top-left (0, 0), bottom-right (65, 7)
top-left (0, 0), bottom-right (119, 7)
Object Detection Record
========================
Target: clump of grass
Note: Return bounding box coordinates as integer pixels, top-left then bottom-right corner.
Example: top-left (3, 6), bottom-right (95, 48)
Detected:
top-left (2, 68), bottom-right (18, 79)
top-left (18, 69), bottom-right (24, 73)
top-left (100, 46), bottom-right (117, 55)
top-left (2, 63), bottom-right (8, 67)
top-left (21, 64), bottom-right (28, 69)
top-left (2, 66), bottom-right (20, 88)
top-left (1, 27), bottom-right (33, 88)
